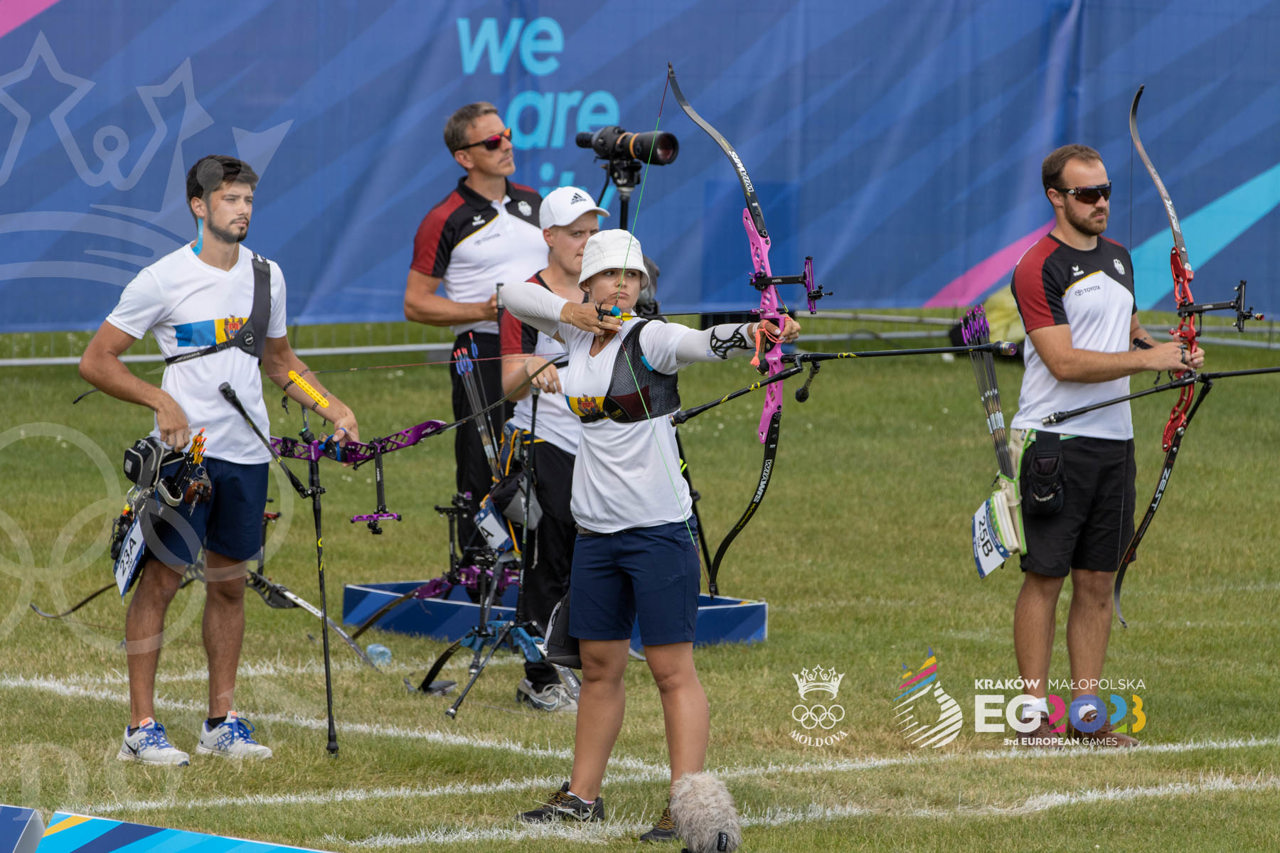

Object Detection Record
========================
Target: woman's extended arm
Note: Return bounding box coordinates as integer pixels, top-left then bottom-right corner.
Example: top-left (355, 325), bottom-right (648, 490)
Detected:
top-left (672, 318), bottom-right (801, 365)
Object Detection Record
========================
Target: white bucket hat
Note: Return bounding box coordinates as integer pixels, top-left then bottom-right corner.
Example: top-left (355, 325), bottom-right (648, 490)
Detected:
top-left (578, 229), bottom-right (648, 287)
top-left (540, 186), bottom-right (609, 229)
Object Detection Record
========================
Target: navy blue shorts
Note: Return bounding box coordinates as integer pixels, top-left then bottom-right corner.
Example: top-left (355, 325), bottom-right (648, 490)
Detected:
top-left (143, 457), bottom-right (269, 568)
top-left (569, 521), bottom-right (700, 647)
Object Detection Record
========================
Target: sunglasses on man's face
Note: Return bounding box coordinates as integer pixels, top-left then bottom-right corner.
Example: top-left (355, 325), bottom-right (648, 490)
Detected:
top-left (454, 127), bottom-right (512, 153)
top-left (1057, 182), bottom-right (1112, 204)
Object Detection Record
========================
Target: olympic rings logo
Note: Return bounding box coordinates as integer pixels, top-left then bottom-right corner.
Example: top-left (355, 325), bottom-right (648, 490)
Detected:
top-left (0, 422), bottom-right (295, 650)
top-left (792, 703), bottom-right (845, 730)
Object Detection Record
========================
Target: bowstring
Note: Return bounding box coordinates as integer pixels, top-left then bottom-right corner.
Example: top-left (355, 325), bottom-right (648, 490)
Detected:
top-left (607, 73), bottom-right (705, 568)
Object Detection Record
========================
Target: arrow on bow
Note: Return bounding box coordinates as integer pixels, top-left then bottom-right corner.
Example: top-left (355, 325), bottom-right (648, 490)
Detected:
top-left (667, 63), bottom-right (829, 596)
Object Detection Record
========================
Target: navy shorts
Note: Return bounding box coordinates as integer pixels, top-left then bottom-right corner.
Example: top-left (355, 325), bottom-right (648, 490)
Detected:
top-left (569, 520), bottom-right (700, 646)
top-left (143, 457), bottom-right (269, 568)
top-left (1019, 434), bottom-right (1136, 578)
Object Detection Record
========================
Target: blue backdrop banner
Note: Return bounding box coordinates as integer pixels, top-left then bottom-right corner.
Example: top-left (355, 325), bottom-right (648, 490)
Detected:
top-left (1, 0), bottom-right (1277, 332)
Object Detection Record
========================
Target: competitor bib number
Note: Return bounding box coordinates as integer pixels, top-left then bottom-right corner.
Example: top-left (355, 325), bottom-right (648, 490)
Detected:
top-left (114, 516), bottom-right (146, 598)
top-left (972, 497), bottom-right (1010, 578)
top-left (971, 480), bottom-right (1022, 579)
top-left (474, 495), bottom-right (514, 557)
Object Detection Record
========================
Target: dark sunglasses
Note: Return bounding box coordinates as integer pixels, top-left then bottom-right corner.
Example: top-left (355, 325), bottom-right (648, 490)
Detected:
top-left (1057, 182), bottom-right (1111, 204)
top-left (454, 127), bottom-right (512, 153)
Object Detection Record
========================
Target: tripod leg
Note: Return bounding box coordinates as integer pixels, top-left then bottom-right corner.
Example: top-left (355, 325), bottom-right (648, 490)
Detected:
top-left (247, 571), bottom-right (379, 669)
top-left (446, 623), bottom-right (514, 719)
top-left (465, 560), bottom-right (502, 675)
top-left (29, 581), bottom-right (116, 619)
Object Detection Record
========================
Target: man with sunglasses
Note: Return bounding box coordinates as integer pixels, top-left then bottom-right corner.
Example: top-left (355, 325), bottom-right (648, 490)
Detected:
top-left (406, 102), bottom-right (545, 563)
top-left (1007, 144), bottom-right (1201, 748)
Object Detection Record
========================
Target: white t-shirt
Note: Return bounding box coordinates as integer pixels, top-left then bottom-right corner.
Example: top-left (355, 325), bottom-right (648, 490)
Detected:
top-left (106, 244), bottom-right (287, 464)
top-left (1010, 235), bottom-right (1136, 439)
top-left (559, 318), bottom-right (693, 532)
top-left (445, 195), bottom-right (545, 336)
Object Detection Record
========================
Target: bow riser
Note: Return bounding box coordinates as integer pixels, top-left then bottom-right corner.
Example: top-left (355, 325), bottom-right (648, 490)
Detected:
top-left (743, 209), bottom-right (786, 441)
top-left (270, 419), bottom-right (448, 467)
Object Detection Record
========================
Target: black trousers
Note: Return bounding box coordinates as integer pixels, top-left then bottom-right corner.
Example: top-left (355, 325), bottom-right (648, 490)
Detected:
top-left (518, 439), bottom-right (576, 688)
top-left (449, 331), bottom-right (511, 560)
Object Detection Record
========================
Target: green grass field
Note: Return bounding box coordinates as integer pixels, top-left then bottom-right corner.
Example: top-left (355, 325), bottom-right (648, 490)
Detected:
top-left (1, 316), bottom-right (1278, 852)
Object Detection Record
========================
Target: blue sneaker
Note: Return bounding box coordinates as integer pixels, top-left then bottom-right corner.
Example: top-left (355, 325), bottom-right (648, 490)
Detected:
top-left (196, 711), bottom-right (273, 759)
top-left (118, 718), bottom-right (189, 766)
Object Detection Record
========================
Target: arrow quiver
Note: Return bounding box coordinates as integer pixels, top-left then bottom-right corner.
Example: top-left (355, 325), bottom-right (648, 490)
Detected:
top-left (109, 432), bottom-right (211, 597)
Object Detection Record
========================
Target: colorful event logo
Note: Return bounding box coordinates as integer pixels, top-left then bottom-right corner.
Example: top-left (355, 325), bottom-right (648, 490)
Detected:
top-left (894, 647), bottom-right (964, 748)
top-left (973, 677), bottom-right (1147, 743)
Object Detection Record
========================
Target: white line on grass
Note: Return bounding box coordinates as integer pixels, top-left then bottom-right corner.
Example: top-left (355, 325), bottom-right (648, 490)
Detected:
top-left (12, 669), bottom-right (1280, 830)
top-left (77, 734), bottom-right (1280, 816)
top-left (0, 674), bottom-right (666, 776)
top-left (84, 775), bottom-right (568, 815)
top-left (32, 656), bottom-right (518, 688)
top-left (328, 774), bottom-right (1280, 848)
top-left (35, 659), bottom-right (348, 689)
top-left (747, 773), bottom-right (1280, 824)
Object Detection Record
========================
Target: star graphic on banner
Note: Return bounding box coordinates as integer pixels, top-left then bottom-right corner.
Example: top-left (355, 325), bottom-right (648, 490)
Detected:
top-left (94, 62), bottom-right (291, 253)
top-left (52, 55), bottom-right (216, 193)
top-left (0, 31), bottom-right (95, 187)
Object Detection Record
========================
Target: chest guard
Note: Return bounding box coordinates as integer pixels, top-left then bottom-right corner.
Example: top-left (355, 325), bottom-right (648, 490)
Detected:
top-left (568, 320), bottom-right (681, 423)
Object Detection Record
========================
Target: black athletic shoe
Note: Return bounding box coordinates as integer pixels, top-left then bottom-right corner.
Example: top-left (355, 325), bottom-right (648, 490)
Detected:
top-left (517, 782), bottom-right (604, 823)
top-left (638, 805), bottom-right (676, 842)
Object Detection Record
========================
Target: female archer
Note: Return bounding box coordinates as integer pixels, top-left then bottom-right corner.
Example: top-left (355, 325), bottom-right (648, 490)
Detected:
top-left (504, 228), bottom-right (799, 839)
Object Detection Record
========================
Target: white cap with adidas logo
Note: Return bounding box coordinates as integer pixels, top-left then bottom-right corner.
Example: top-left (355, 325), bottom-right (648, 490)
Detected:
top-left (540, 186), bottom-right (610, 229)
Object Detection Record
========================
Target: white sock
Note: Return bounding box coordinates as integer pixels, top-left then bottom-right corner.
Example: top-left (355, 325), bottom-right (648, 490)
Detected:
top-left (567, 790), bottom-right (593, 804)
top-left (1021, 697), bottom-right (1050, 719)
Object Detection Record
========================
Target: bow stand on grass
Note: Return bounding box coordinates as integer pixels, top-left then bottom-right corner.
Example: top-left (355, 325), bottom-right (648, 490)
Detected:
top-left (667, 63), bottom-right (830, 596)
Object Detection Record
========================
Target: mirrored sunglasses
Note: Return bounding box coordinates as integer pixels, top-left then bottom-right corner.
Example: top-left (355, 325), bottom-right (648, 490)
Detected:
top-left (454, 127), bottom-right (512, 153)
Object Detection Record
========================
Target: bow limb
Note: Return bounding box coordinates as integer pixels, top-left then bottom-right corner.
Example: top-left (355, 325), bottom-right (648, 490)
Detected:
top-left (1131, 85), bottom-right (1199, 449)
top-left (668, 64), bottom-right (790, 595)
top-left (668, 64), bottom-right (786, 443)
top-left (1129, 86), bottom-right (1194, 299)
top-left (272, 419), bottom-right (448, 466)
top-left (269, 359), bottom-right (562, 466)
top-left (1113, 379), bottom-right (1214, 627)
top-left (1118, 85), bottom-right (1204, 623)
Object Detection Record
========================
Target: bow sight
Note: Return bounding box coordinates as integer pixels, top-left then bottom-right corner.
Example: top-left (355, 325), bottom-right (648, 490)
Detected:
top-left (1175, 280), bottom-right (1262, 333)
